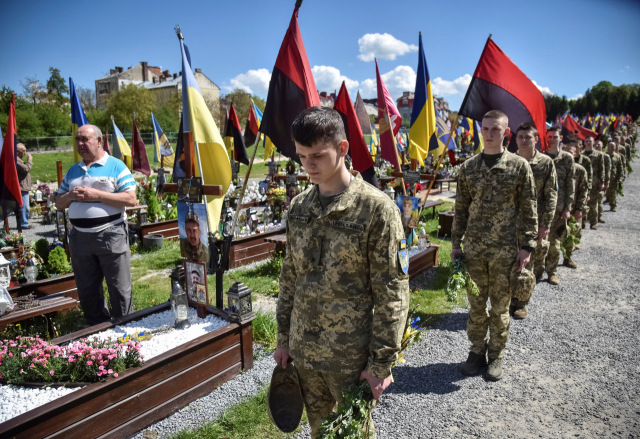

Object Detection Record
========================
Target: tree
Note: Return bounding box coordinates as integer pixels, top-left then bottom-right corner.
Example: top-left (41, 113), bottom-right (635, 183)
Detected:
top-left (219, 88), bottom-right (265, 129)
top-left (77, 86), bottom-right (96, 112)
top-left (46, 67), bottom-right (69, 107)
top-left (86, 109), bottom-right (111, 134)
top-left (20, 76), bottom-right (45, 111)
top-left (154, 105), bottom-right (180, 133)
top-left (106, 83), bottom-right (157, 132)
top-left (35, 104), bottom-right (71, 136)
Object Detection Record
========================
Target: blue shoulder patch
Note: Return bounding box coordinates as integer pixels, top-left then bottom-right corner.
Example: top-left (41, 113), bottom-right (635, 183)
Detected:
top-left (397, 239), bottom-right (409, 275)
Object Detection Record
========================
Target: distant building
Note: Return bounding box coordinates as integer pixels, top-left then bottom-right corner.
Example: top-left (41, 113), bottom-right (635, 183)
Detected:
top-left (95, 61), bottom-right (219, 110)
top-left (318, 91), bottom-right (336, 107)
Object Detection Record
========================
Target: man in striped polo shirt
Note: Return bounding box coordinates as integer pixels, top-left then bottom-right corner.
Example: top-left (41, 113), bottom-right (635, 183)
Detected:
top-left (56, 124), bottom-right (137, 325)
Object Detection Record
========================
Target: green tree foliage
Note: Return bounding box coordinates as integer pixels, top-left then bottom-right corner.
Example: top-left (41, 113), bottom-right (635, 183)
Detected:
top-left (35, 104), bottom-right (71, 136)
top-left (46, 67), bottom-right (69, 108)
top-left (86, 109), bottom-right (111, 134)
top-left (219, 88), bottom-right (266, 129)
top-left (154, 105), bottom-right (180, 133)
top-left (106, 83), bottom-right (157, 132)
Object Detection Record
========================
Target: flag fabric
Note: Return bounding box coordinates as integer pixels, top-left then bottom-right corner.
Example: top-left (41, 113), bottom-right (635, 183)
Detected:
top-left (334, 81), bottom-right (378, 187)
top-left (473, 120), bottom-right (484, 154)
top-left (376, 59), bottom-right (402, 169)
top-left (433, 105), bottom-right (456, 161)
top-left (263, 135), bottom-right (276, 161)
top-left (103, 130), bottom-right (111, 154)
top-left (151, 112), bottom-right (174, 164)
top-left (226, 104), bottom-right (250, 165)
top-left (222, 106), bottom-right (233, 153)
top-left (172, 112), bottom-right (187, 178)
top-left (69, 77), bottom-right (88, 164)
top-left (180, 32), bottom-right (231, 233)
top-left (370, 124), bottom-right (378, 155)
top-left (562, 115), bottom-right (598, 141)
top-left (132, 117), bottom-right (151, 176)
top-left (0, 94), bottom-right (22, 207)
top-left (354, 91), bottom-right (373, 150)
top-left (111, 119), bottom-right (132, 169)
top-left (260, 5), bottom-right (320, 162)
top-left (244, 102), bottom-right (263, 146)
top-left (458, 38), bottom-right (547, 151)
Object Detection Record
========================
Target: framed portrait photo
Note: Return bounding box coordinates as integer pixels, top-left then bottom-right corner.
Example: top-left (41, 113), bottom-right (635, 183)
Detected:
top-left (184, 260), bottom-right (207, 305)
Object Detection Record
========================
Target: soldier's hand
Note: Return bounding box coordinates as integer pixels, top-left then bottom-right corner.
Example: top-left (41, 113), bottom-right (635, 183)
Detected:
top-left (600, 183), bottom-right (605, 191)
top-left (605, 185), bottom-right (609, 191)
top-left (360, 370), bottom-right (392, 401)
top-left (450, 248), bottom-right (463, 262)
top-left (515, 249), bottom-right (531, 273)
top-left (561, 209), bottom-right (571, 220)
top-left (574, 211), bottom-right (583, 220)
top-left (273, 347), bottom-right (291, 369)
top-left (537, 227), bottom-right (549, 242)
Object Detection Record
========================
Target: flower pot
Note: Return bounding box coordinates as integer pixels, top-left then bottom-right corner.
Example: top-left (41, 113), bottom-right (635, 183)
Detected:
top-left (143, 234), bottom-right (164, 251)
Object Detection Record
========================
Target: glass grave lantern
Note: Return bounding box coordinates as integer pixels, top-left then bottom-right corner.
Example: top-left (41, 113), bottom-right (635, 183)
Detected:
top-left (227, 281), bottom-right (255, 321)
top-left (170, 280), bottom-right (191, 330)
top-left (24, 257), bottom-right (38, 283)
top-left (0, 253), bottom-right (10, 288)
top-left (263, 205), bottom-right (273, 226)
top-left (35, 189), bottom-right (43, 202)
top-left (137, 209), bottom-right (148, 226)
top-left (247, 208), bottom-right (259, 234)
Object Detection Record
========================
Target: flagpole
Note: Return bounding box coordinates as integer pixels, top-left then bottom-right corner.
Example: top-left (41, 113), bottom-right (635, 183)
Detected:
top-left (229, 134), bottom-right (262, 238)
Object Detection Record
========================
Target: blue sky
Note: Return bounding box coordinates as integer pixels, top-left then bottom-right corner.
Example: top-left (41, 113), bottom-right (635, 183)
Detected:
top-left (2, 0), bottom-right (639, 111)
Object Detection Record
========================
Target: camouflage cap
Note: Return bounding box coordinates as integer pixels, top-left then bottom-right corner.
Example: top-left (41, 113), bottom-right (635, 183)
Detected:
top-left (267, 363), bottom-right (304, 433)
top-left (510, 266), bottom-right (536, 302)
top-left (185, 211), bottom-right (199, 223)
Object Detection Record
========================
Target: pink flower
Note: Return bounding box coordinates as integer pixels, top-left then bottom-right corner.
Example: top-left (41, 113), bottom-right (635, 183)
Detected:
top-left (29, 363), bottom-right (34, 369)
top-left (98, 366), bottom-right (104, 371)
top-left (19, 369), bottom-right (23, 374)
top-left (49, 370), bottom-right (54, 376)
top-left (114, 373), bottom-right (118, 378)
top-left (86, 361), bottom-right (93, 366)
top-left (8, 353), bottom-right (12, 357)
top-left (108, 369), bottom-right (113, 374)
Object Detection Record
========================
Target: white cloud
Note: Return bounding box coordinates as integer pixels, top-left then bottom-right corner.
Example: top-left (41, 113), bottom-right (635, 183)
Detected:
top-left (431, 74), bottom-right (472, 96)
top-left (570, 93), bottom-right (584, 100)
top-left (357, 33), bottom-right (418, 62)
top-left (311, 66), bottom-right (359, 93)
top-left (224, 68), bottom-right (271, 95)
top-left (532, 80), bottom-right (553, 96)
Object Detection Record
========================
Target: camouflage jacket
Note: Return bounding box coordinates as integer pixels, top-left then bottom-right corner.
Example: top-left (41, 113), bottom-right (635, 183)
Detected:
top-left (545, 149), bottom-right (575, 213)
top-left (618, 145), bottom-right (627, 177)
top-left (603, 153), bottom-right (611, 187)
top-left (277, 173), bottom-right (409, 379)
top-left (452, 151), bottom-right (538, 258)
top-left (583, 149), bottom-right (605, 188)
top-left (517, 150), bottom-right (557, 229)
top-left (609, 152), bottom-right (623, 183)
top-left (575, 154), bottom-right (592, 190)
top-left (180, 239), bottom-right (209, 263)
top-left (573, 163), bottom-right (589, 212)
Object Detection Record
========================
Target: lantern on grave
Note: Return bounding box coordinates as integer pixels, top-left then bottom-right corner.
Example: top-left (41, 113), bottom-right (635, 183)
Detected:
top-left (247, 208), bottom-right (259, 234)
top-left (227, 281), bottom-right (254, 321)
top-left (263, 205), bottom-right (273, 226)
top-left (170, 280), bottom-right (191, 330)
top-left (24, 257), bottom-right (38, 283)
top-left (35, 189), bottom-right (43, 202)
top-left (384, 186), bottom-right (395, 200)
top-left (138, 209), bottom-right (148, 226)
top-left (223, 210), bottom-right (234, 237)
top-left (0, 253), bottom-right (10, 288)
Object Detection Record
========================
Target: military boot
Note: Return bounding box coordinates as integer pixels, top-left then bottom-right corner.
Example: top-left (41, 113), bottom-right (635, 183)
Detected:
top-left (590, 224), bottom-right (598, 230)
top-left (513, 306), bottom-right (528, 320)
top-left (611, 207), bottom-right (617, 212)
top-left (598, 218), bottom-right (605, 223)
top-left (509, 298), bottom-right (517, 316)
top-left (534, 270), bottom-right (544, 281)
top-left (548, 274), bottom-right (560, 285)
top-left (563, 258), bottom-right (577, 269)
top-left (484, 358), bottom-right (503, 381)
top-left (461, 351), bottom-right (486, 376)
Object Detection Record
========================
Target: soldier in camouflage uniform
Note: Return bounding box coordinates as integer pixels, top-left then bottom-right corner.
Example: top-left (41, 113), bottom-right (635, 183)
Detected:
top-left (274, 107), bottom-right (409, 438)
top-left (583, 136), bottom-right (605, 229)
top-left (452, 111), bottom-right (537, 381)
top-left (572, 141), bottom-right (591, 232)
top-left (562, 143), bottom-right (589, 269)
top-left (615, 135), bottom-right (627, 179)
top-left (594, 140), bottom-right (611, 223)
top-left (180, 211), bottom-right (209, 263)
top-left (606, 142), bottom-right (624, 211)
top-left (542, 126), bottom-right (575, 286)
top-left (513, 122), bottom-right (557, 319)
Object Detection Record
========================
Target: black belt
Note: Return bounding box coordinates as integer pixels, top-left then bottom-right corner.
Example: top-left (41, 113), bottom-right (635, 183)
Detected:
top-left (69, 214), bottom-right (123, 228)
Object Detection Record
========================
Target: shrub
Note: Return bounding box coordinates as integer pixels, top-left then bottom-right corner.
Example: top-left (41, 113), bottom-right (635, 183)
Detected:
top-left (47, 246), bottom-right (72, 275)
top-left (34, 239), bottom-right (50, 265)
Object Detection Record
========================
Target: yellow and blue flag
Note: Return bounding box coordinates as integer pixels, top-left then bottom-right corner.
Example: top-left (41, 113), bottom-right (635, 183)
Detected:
top-left (111, 118), bottom-right (132, 170)
top-left (433, 105), bottom-right (456, 158)
top-left (151, 112), bottom-right (174, 165)
top-left (408, 33), bottom-right (437, 166)
top-left (69, 77), bottom-right (88, 164)
top-left (179, 31), bottom-right (230, 233)
top-left (473, 120), bottom-right (484, 154)
top-left (370, 124), bottom-right (378, 155)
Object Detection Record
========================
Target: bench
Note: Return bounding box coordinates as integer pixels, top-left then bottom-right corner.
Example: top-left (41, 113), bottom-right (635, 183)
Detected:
top-left (264, 234), bottom-right (287, 254)
top-left (420, 199), bottom-right (444, 219)
top-left (0, 294), bottom-right (79, 331)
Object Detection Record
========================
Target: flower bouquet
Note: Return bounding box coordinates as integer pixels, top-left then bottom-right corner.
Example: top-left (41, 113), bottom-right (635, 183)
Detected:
top-left (6, 232), bottom-right (24, 248)
top-left (445, 254), bottom-right (479, 302)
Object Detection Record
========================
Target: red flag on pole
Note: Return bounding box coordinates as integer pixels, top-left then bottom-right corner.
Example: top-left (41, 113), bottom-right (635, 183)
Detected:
top-left (132, 118), bottom-right (150, 176)
top-left (225, 104), bottom-right (249, 165)
top-left (333, 81), bottom-right (378, 187)
top-left (562, 115), bottom-right (598, 140)
top-left (103, 130), bottom-right (111, 155)
top-left (0, 94), bottom-right (22, 206)
top-left (376, 59), bottom-right (402, 169)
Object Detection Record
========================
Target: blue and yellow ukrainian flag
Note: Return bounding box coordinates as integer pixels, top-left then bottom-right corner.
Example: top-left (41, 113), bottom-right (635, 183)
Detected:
top-left (473, 120), bottom-right (484, 154)
top-left (69, 77), bottom-right (88, 164)
top-left (179, 32), bottom-right (230, 233)
top-left (434, 106), bottom-right (456, 155)
top-left (408, 33), bottom-right (437, 165)
top-left (151, 112), bottom-right (175, 167)
top-left (370, 124), bottom-right (378, 156)
top-left (111, 119), bottom-right (132, 170)
top-left (459, 117), bottom-right (473, 137)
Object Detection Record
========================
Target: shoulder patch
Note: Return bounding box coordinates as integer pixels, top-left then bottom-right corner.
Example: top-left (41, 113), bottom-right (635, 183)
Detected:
top-left (289, 214), bottom-right (310, 224)
top-left (329, 220), bottom-right (365, 232)
top-left (397, 239), bottom-right (409, 275)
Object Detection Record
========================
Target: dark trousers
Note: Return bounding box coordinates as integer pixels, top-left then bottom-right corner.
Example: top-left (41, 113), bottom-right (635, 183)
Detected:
top-left (68, 222), bottom-right (133, 325)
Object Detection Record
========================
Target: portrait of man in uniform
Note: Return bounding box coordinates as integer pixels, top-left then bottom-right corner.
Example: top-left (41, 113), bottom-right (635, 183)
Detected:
top-left (184, 260), bottom-right (206, 303)
top-left (178, 202), bottom-right (209, 263)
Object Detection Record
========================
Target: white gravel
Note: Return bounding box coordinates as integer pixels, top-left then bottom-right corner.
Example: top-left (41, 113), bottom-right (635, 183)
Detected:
top-left (0, 385), bottom-right (81, 424)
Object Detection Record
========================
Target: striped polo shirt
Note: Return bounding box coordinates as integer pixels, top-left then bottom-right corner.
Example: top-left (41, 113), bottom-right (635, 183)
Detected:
top-left (59, 153), bottom-right (136, 233)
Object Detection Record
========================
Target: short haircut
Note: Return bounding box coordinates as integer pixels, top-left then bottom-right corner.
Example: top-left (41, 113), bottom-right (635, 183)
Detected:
top-left (515, 122), bottom-right (538, 137)
top-left (191, 270), bottom-right (200, 276)
top-left (80, 124), bottom-right (102, 139)
top-left (585, 135), bottom-right (594, 140)
top-left (483, 110), bottom-right (508, 127)
top-left (291, 106), bottom-right (346, 148)
top-left (547, 125), bottom-right (562, 134)
top-left (608, 141), bottom-right (616, 147)
top-left (16, 143), bottom-right (26, 150)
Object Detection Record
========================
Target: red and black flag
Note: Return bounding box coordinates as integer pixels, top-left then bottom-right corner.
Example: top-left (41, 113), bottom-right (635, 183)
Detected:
top-left (244, 103), bottom-right (261, 146)
top-left (458, 37), bottom-right (547, 151)
top-left (226, 104), bottom-right (249, 165)
top-left (334, 81), bottom-right (378, 187)
top-left (132, 116), bottom-right (151, 176)
top-left (259, 1), bottom-right (320, 162)
top-left (0, 94), bottom-right (22, 207)
top-left (562, 115), bottom-right (598, 141)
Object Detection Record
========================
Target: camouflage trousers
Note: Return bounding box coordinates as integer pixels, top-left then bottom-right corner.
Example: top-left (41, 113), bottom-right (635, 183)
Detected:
top-left (295, 364), bottom-right (376, 439)
top-left (465, 257), bottom-right (515, 359)
top-left (546, 212), bottom-right (568, 277)
top-left (588, 187), bottom-right (601, 225)
top-left (606, 184), bottom-right (618, 209)
top-left (529, 239), bottom-right (550, 280)
top-left (597, 190), bottom-right (605, 221)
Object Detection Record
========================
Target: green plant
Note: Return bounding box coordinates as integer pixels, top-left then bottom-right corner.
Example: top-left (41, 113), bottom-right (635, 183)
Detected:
top-left (251, 310), bottom-right (278, 350)
top-left (561, 216), bottom-right (581, 259)
top-left (47, 246), bottom-right (72, 275)
top-left (617, 181), bottom-right (624, 197)
top-left (34, 239), bottom-right (51, 265)
top-left (444, 255), bottom-right (479, 302)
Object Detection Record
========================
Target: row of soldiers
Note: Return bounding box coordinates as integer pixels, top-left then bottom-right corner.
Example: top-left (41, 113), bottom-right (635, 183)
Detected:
top-left (453, 110), bottom-right (636, 381)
